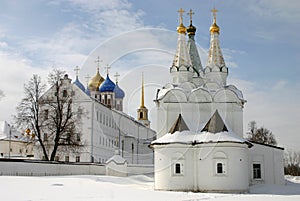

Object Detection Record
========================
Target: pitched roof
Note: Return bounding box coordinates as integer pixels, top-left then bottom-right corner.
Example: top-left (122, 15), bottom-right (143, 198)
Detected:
top-left (201, 110), bottom-right (228, 133)
top-left (169, 114), bottom-right (189, 134)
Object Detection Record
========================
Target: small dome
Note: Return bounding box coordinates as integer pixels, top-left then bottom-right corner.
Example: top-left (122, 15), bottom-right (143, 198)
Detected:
top-left (177, 23), bottom-right (186, 34)
top-left (88, 68), bottom-right (104, 91)
top-left (114, 82), bottom-right (125, 99)
top-left (187, 24), bottom-right (196, 35)
top-left (73, 76), bottom-right (85, 92)
top-left (99, 74), bottom-right (116, 93)
top-left (210, 22), bottom-right (220, 34)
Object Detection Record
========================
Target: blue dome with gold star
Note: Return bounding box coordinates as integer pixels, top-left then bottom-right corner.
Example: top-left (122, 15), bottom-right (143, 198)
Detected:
top-left (114, 82), bottom-right (125, 99)
top-left (99, 74), bottom-right (115, 92)
top-left (73, 76), bottom-right (85, 92)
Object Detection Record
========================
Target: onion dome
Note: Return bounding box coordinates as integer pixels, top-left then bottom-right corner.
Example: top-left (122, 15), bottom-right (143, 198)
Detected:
top-left (99, 74), bottom-right (116, 92)
top-left (88, 68), bottom-right (104, 91)
top-left (73, 76), bottom-right (85, 92)
top-left (177, 8), bottom-right (186, 34)
top-left (187, 24), bottom-right (196, 35)
top-left (210, 21), bottom-right (220, 34)
top-left (114, 82), bottom-right (125, 99)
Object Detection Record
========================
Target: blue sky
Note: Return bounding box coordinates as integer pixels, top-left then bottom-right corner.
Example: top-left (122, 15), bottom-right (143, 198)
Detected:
top-left (0, 0), bottom-right (299, 150)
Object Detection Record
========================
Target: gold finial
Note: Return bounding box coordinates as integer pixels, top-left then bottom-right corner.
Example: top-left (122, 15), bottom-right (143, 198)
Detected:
top-left (211, 7), bottom-right (218, 23)
top-left (114, 72), bottom-right (120, 83)
top-left (177, 8), bottom-right (187, 34)
top-left (140, 72), bottom-right (145, 108)
top-left (210, 7), bottom-right (220, 34)
top-left (74, 66), bottom-right (80, 77)
top-left (178, 8), bottom-right (185, 24)
top-left (188, 9), bottom-right (194, 24)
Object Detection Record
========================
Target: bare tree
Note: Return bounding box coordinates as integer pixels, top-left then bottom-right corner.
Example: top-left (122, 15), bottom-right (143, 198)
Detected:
top-left (246, 121), bottom-right (277, 145)
top-left (15, 69), bottom-right (84, 161)
top-left (284, 150), bottom-right (300, 176)
top-left (15, 75), bottom-right (49, 160)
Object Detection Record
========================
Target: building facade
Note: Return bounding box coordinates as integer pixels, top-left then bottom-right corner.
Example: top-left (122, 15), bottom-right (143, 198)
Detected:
top-left (0, 121), bottom-right (34, 158)
top-left (151, 8), bottom-right (284, 192)
top-left (35, 69), bottom-right (155, 164)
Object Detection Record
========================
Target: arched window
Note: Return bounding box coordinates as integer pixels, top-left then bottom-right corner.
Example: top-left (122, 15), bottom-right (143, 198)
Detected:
top-left (217, 163), bottom-right (223, 174)
top-left (139, 112), bottom-right (143, 119)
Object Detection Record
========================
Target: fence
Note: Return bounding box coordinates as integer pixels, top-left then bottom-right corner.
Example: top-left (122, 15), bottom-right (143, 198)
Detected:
top-left (0, 159), bottom-right (153, 177)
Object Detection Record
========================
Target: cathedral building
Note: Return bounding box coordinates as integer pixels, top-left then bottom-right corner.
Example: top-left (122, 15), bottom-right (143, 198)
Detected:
top-left (151, 8), bottom-right (284, 192)
top-left (35, 65), bottom-right (155, 164)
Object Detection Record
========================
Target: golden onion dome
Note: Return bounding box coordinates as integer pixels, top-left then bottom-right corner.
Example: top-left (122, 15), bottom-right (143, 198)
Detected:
top-left (88, 68), bottom-right (104, 91)
top-left (177, 23), bottom-right (187, 34)
top-left (210, 22), bottom-right (220, 34)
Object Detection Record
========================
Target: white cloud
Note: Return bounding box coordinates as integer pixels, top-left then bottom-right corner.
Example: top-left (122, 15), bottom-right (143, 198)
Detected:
top-left (0, 52), bottom-right (51, 122)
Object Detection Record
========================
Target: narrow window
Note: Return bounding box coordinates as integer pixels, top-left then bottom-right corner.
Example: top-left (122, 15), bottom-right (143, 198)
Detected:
top-left (76, 133), bottom-right (80, 142)
top-left (65, 156), bottom-right (69, 162)
top-left (76, 156), bottom-right (80, 162)
top-left (139, 112), bottom-right (143, 119)
top-left (175, 163), bottom-right (181, 174)
top-left (253, 164), bottom-right (261, 179)
top-left (217, 163), bottom-right (223, 174)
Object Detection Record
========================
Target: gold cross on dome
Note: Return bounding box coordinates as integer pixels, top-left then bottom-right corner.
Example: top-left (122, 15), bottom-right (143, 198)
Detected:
top-left (188, 9), bottom-right (194, 23)
top-left (105, 64), bottom-right (111, 75)
top-left (74, 66), bottom-right (80, 77)
top-left (178, 8), bottom-right (185, 24)
top-left (94, 56), bottom-right (102, 69)
top-left (114, 72), bottom-right (120, 82)
top-left (211, 7), bottom-right (218, 21)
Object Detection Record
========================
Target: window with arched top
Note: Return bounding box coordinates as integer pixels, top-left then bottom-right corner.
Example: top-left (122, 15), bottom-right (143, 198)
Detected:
top-left (214, 152), bottom-right (227, 176)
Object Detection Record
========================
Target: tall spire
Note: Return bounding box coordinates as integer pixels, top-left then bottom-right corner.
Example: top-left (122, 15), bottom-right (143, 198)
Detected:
top-left (187, 9), bottom-right (203, 77)
top-left (140, 72), bottom-right (145, 108)
top-left (137, 73), bottom-right (150, 127)
top-left (170, 8), bottom-right (193, 84)
top-left (204, 7), bottom-right (228, 86)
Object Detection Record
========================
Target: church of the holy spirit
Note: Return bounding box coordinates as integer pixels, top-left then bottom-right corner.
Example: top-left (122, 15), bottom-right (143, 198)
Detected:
top-left (150, 8), bottom-right (285, 192)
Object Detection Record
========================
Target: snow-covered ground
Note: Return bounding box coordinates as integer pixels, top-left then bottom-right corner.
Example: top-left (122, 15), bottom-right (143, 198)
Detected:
top-left (0, 175), bottom-right (299, 201)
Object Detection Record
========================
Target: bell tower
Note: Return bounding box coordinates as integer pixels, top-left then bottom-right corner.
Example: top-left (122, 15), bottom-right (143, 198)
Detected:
top-left (137, 73), bottom-right (150, 127)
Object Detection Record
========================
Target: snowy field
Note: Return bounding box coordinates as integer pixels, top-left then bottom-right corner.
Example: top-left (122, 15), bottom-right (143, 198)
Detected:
top-left (0, 175), bottom-right (299, 201)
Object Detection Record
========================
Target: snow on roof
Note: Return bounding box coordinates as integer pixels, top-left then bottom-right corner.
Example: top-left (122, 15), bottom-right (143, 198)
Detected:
top-left (151, 130), bottom-right (252, 147)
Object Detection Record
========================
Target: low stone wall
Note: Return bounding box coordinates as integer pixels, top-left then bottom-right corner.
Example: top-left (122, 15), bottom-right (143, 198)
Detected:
top-left (0, 159), bottom-right (105, 176)
top-left (0, 159), bottom-right (154, 177)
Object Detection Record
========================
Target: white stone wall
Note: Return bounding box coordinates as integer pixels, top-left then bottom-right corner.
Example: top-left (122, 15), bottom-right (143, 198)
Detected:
top-left (154, 143), bottom-right (250, 192)
top-left (249, 143), bottom-right (285, 185)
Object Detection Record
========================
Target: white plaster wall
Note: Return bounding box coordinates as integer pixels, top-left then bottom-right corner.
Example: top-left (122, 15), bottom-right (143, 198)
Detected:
top-left (249, 143), bottom-right (285, 185)
top-left (196, 144), bottom-right (249, 192)
top-left (154, 143), bottom-right (249, 192)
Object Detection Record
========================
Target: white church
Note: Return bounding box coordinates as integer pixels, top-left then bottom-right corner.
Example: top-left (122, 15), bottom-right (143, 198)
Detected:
top-left (150, 8), bottom-right (285, 192)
